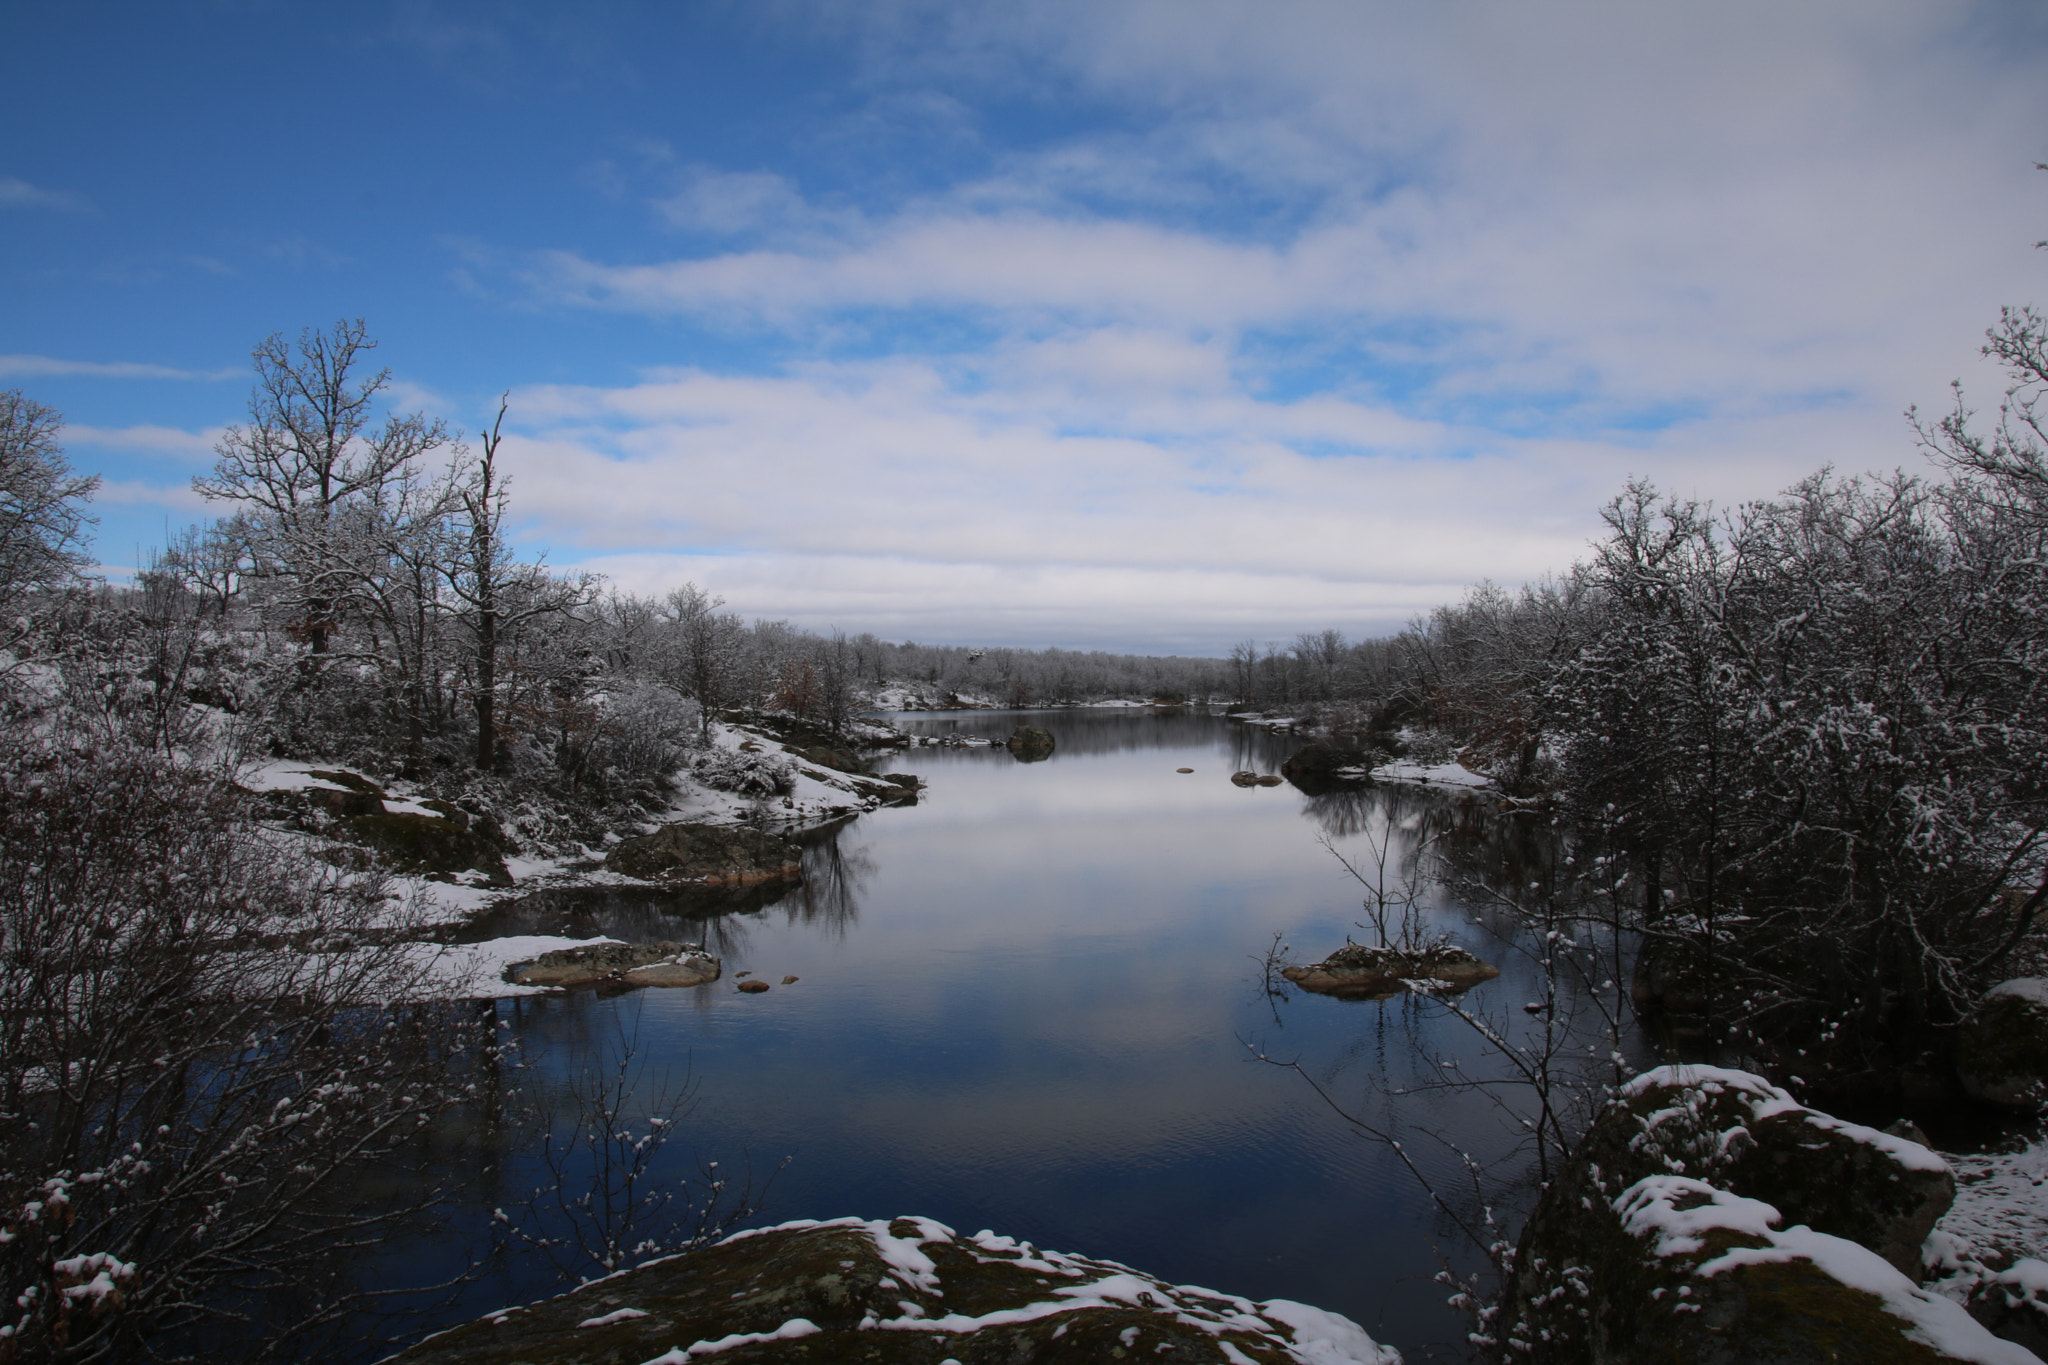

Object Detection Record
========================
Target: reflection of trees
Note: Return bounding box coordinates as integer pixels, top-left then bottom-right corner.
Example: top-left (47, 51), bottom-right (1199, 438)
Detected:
top-left (460, 824), bottom-right (870, 960)
top-left (777, 824), bottom-right (870, 937)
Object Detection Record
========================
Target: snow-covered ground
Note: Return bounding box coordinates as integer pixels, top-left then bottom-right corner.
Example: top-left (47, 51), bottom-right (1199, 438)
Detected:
top-left (1362, 759), bottom-right (1494, 790)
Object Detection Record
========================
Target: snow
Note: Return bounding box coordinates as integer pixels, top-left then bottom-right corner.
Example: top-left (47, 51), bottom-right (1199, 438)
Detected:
top-left (1613, 1174), bottom-right (2039, 1364)
top-left (577, 1307), bottom-right (649, 1328)
top-left (1622, 1065), bottom-right (1951, 1174)
top-left (697, 1218), bottom-right (1399, 1363)
top-left (643, 1318), bottom-right (822, 1360)
top-left (1366, 760), bottom-right (1493, 790)
top-left (1988, 979), bottom-right (2048, 1008)
top-left (1936, 1135), bottom-right (2048, 1268)
top-left (1259, 1300), bottom-right (1400, 1365)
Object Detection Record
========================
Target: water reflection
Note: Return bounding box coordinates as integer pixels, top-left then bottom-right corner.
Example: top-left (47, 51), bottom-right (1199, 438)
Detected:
top-left (459, 824), bottom-right (870, 961)
top-left (393, 710), bottom-right (1628, 1365)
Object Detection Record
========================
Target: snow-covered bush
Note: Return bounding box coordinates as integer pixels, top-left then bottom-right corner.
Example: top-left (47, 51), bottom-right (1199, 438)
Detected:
top-left (589, 681), bottom-right (697, 782)
top-left (0, 734), bottom-right (500, 1361)
top-left (690, 743), bottom-right (796, 797)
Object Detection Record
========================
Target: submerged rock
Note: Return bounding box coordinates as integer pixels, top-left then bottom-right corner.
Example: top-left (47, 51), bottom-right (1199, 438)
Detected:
top-left (1281, 943), bottom-right (1499, 999)
top-left (607, 822), bottom-right (803, 885)
top-left (383, 1216), bottom-right (1400, 1364)
top-left (1497, 1065), bottom-right (2003, 1364)
top-left (1957, 980), bottom-right (2048, 1110)
top-left (1006, 724), bottom-right (1056, 760)
top-left (507, 940), bottom-right (720, 990)
top-left (1231, 770), bottom-right (1261, 786)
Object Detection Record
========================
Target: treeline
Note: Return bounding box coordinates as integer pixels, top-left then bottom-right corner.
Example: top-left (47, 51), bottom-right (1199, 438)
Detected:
top-left (11, 322), bottom-right (1241, 813)
top-left (1268, 303), bottom-right (2048, 1104)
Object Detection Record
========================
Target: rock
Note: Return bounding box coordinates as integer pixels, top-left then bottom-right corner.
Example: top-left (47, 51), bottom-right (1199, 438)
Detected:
top-left (800, 746), bottom-right (864, 774)
top-left (1230, 770), bottom-right (1261, 786)
top-left (509, 941), bottom-right (719, 990)
top-left (737, 978), bottom-right (770, 993)
top-left (343, 811), bottom-right (512, 885)
top-left (1177, 767), bottom-right (1194, 773)
top-left (1256, 774), bottom-right (1283, 786)
top-left (876, 772), bottom-right (919, 805)
top-left (1957, 980), bottom-right (2048, 1109)
top-left (1280, 743), bottom-right (1371, 792)
top-left (1282, 943), bottom-right (1500, 999)
top-left (781, 975), bottom-right (799, 985)
top-left (1498, 1065), bottom-right (1980, 1363)
top-left (1005, 725), bottom-right (1055, 760)
top-left (1966, 1260), bottom-right (2048, 1357)
top-left (382, 1216), bottom-right (1399, 1365)
top-left (606, 822), bottom-right (803, 886)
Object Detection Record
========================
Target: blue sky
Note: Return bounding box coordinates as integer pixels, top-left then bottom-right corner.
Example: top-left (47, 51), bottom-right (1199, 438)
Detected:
top-left (6, 1), bottom-right (2047, 652)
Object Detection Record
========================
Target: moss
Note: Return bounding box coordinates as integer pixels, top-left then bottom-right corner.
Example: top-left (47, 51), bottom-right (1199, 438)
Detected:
top-left (342, 812), bottom-right (512, 885)
top-left (383, 1217), bottom-right (1384, 1364)
top-left (606, 823), bottom-right (803, 885)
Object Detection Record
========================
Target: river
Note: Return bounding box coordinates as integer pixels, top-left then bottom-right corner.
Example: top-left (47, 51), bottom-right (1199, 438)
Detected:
top-left (446, 707), bottom-right (1631, 1363)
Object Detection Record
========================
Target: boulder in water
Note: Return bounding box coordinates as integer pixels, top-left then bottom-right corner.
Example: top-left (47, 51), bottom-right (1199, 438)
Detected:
top-left (1005, 725), bottom-right (1055, 760)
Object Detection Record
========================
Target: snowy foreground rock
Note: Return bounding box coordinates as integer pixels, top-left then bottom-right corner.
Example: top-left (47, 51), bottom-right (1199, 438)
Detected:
top-left (1498, 1065), bottom-right (2036, 1364)
top-left (385, 1216), bottom-right (1399, 1364)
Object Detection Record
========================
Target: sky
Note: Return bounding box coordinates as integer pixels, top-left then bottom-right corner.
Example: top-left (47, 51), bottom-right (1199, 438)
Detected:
top-left (4, 0), bottom-right (2046, 655)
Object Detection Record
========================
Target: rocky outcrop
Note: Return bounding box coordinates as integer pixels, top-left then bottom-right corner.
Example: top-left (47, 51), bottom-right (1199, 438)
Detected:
top-left (1957, 980), bottom-right (2048, 1110)
top-left (1281, 743), bottom-right (1371, 792)
top-left (344, 811), bottom-right (512, 885)
top-left (1282, 943), bottom-right (1499, 999)
top-left (1495, 1065), bottom-right (2016, 1364)
top-left (1006, 725), bottom-right (1055, 760)
top-left (384, 1216), bottom-right (1399, 1364)
top-left (876, 772), bottom-right (920, 805)
top-left (507, 940), bottom-right (720, 990)
top-left (606, 823), bottom-right (803, 886)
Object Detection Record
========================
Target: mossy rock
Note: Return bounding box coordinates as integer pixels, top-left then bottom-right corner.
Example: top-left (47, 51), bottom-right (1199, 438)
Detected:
top-left (606, 822), bottom-right (803, 886)
top-left (1497, 1067), bottom-right (1986, 1364)
top-left (1957, 981), bottom-right (2048, 1109)
top-left (1006, 725), bottom-right (1055, 761)
top-left (383, 1216), bottom-right (1398, 1364)
top-left (1282, 944), bottom-right (1499, 1000)
top-left (507, 940), bottom-right (719, 990)
top-left (342, 812), bottom-right (512, 885)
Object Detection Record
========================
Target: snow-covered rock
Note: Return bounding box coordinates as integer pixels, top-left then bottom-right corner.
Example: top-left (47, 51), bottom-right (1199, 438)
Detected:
top-left (384, 1216), bottom-right (1400, 1364)
top-left (1958, 980), bottom-right (2048, 1110)
top-left (1496, 1066), bottom-right (2018, 1363)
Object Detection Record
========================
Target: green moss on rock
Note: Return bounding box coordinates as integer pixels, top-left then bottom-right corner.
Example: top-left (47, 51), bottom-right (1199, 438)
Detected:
top-left (1495, 1067), bottom-right (2002, 1364)
top-left (342, 811), bottom-right (512, 885)
top-left (605, 822), bottom-right (803, 886)
top-left (384, 1217), bottom-right (1398, 1364)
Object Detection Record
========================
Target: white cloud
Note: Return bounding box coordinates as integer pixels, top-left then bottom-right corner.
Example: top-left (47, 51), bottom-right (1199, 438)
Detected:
top-left (497, 347), bottom-right (1936, 651)
top-left (63, 423), bottom-right (227, 456)
top-left (0, 355), bottom-right (239, 381)
top-left (503, 1), bottom-right (2048, 648)
top-left (0, 176), bottom-right (91, 212)
top-left (91, 479), bottom-right (210, 512)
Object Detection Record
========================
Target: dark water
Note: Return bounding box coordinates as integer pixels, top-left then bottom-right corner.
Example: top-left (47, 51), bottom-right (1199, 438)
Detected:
top-left (450, 709), bottom-right (1630, 1362)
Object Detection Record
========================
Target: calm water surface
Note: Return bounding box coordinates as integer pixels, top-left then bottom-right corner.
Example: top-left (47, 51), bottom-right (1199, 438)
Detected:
top-left (463, 709), bottom-right (1615, 1362)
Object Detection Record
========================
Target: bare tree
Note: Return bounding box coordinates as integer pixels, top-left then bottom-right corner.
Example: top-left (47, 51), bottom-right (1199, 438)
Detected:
top-left (195, 321), bottom-right (451, 655)
top-left (448, 399), bottom-right (598, 772)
